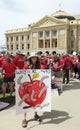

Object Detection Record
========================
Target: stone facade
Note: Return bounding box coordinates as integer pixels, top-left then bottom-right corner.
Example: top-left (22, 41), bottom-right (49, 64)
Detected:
top-left (5, 12), bottom-right (80, 54)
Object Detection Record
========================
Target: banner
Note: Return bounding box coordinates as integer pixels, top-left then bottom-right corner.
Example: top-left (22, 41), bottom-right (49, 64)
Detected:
top-left (15, 69), bottom-right (51, 114)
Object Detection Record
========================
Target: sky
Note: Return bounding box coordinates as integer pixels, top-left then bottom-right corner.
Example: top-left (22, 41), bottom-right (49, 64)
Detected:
top-left (0, 0), bottom-right (80, 47)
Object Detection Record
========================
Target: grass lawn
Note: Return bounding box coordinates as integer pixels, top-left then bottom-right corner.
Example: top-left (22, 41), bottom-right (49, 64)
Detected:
top-left (0, 76), bottom-right (15, 110)
top-left (0, 93), bottom-right (10, 98)
top-left (0, 93), bottom-right (15, 111)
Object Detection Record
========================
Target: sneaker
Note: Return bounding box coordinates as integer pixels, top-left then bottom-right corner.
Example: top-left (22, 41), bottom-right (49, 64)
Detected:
top-left (34, 114), bottom-right (42, 123)
top-left (66, 81), bottom-right (69, 84)
top-left (22, 119), bottom-right (28, 128)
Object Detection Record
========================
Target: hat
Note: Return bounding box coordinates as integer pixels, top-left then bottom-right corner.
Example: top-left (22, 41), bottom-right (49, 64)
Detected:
top-left (22, 52), bottom-right (25, 56)
top-left (29, 52), bottom-right (39, 59)
top-left (73, 51), bottom-right (76, 56)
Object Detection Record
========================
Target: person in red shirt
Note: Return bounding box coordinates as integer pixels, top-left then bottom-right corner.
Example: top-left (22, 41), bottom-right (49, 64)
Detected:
top-left (76, 55), bottom-right (80, 79)
top-left (0, 57), bottom-right (2, 67)
top-left (52, 55), bottom-right (63, 73)
top-left (0, 55), bottom-right (6, 67)
top-left (73, 54), bottom-right (78, 78)
top-left (2, 57), bottom-right (16, 97)
top-left (13, 51), bottom-right (24, 69)
top-left (62, 54), bottom-right (74, 84)
top-left (51, 54), bottom-right (63, 92)
top-left (40, 54), bottom-right (50, 69)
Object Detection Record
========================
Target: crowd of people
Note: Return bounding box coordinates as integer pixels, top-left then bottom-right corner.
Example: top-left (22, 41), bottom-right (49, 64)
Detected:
top-left (0, 50), bottom-right (80, 97)
top-left (0, 50), bottom-right (80, 127)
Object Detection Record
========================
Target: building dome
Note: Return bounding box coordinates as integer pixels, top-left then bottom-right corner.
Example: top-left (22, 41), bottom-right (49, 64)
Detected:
top-left (51, 10), bottom-right (75, 20)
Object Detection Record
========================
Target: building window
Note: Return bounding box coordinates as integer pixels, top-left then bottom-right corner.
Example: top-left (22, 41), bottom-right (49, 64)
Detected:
top-left (71, 40), bottom-right (74, 48)
top-left (22, 44), bottom-right (24, 49)
top-left (39, 31), bottom-right (43, 38)
top-left (11, 37), bottom-right (13, 41)
top-left (45, 40), bottom-right (50, 48)
top-left (52, 39), bottom-right (57, 48)
top-left (22, 36), bottom-right (24, 41)
top-left (16, 44), bottom-right (18, 50)
top-left (27, 35), bottom-right (30, 40)
top-left (7, 37), bottom-right (8, 42)
top-left (27, 44), bottom-right (30, 49)
top-left (52, 30), bottom-right (57, 37)
top-left (11, 44), bottom-right (13, 50)
top-left (39, 40), bottom-right (43, 48)
top-left (16, 36), bottom-right (18, 41)
top-left (45, 31), bottom-right (50, 37)
top-left (55, 41), bottom-right (57, 48)
top-left (7, 44), bottom-right (9, 50)
top-left (71, 30), bottom-right (74, 36)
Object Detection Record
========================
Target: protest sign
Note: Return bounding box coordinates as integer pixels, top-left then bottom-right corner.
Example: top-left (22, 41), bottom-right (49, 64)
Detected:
top-left (15, 69), bottom-right (51, 114)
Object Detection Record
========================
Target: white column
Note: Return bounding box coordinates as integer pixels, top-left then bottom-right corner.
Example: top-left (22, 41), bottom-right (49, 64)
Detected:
top-left (43, 31), bottom-right (45, 49)
top-left (18, 35), bottom-right (21, 50)
top-left (50, 30), bottom-right (52, 48)
top-left (30, 32), bottom-right (33, 52)
top-left (57, 28), bottom-right (59, 48)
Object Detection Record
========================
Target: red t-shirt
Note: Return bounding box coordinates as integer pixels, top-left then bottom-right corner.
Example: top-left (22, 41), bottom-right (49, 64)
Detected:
top-left (2, 62), bottom-right (16, 78)
top-left (52, 59), bottom-right (63, 72)
top-left (23, 63), bottom-right (28, 69)
top-left (63, 56), bottom-right (73, 70)
top-left (41, 57), bottom-right (48, 69)
top-left (0, 56), bottom-right (6, 67)
top-left (13, 55), bottom-right (24, 69)
top-left (0, 58), bottom-right (2, 67)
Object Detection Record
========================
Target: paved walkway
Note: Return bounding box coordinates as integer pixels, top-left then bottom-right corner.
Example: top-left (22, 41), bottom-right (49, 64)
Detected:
top-left (0, 78), bottom-right (80, 130)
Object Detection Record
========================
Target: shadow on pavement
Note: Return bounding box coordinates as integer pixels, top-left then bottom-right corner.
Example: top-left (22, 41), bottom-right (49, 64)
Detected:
top-left (63, 79), bottom-right (80, 91)
top-left (41, 109), bottom-right (71, 124)
top-left (27, 109), bottom-right (71, 129)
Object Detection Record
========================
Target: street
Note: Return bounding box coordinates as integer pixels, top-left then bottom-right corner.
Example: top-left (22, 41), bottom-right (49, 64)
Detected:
top-left (0, 78), bottom-right (80, 130)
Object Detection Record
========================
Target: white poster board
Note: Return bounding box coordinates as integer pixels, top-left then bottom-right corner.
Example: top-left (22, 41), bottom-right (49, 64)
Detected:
top-left (15, 69), bottom-right (51, 114)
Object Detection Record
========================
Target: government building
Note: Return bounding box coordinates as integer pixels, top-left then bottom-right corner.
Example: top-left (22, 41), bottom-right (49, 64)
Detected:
top-left (5, 10), bottom-right (80, 55)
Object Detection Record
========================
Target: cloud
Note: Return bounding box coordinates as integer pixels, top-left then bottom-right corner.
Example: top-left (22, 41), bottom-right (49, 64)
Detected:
top-left (0, 0), bottom-right (26, 14)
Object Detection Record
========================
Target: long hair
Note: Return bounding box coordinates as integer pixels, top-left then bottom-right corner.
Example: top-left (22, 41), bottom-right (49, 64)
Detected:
top-left (28, 57), bottom-right (41, 69)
